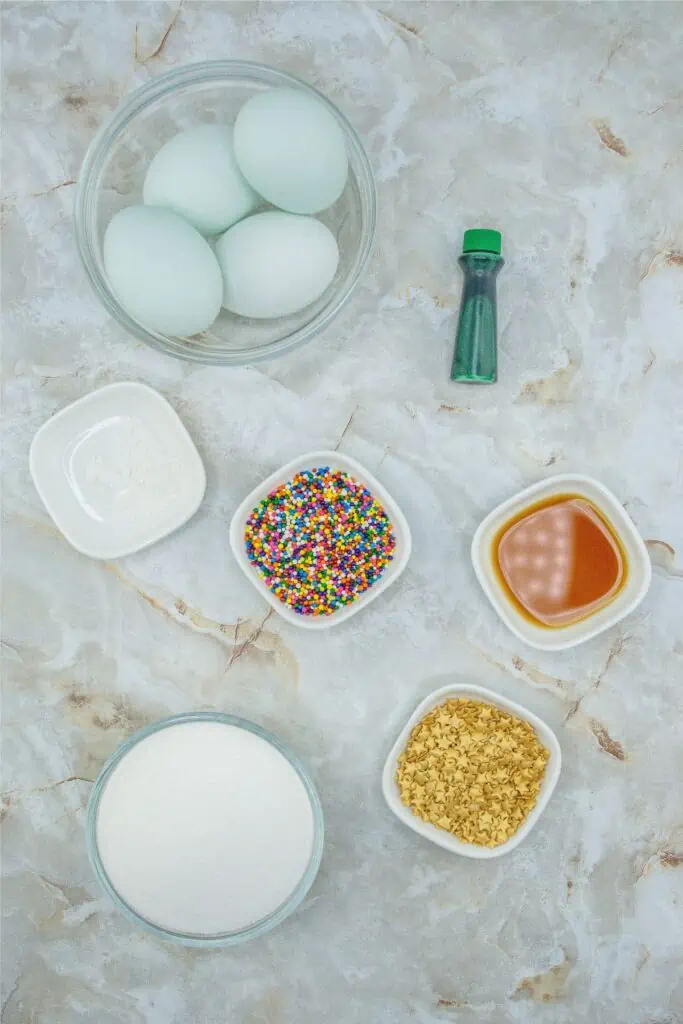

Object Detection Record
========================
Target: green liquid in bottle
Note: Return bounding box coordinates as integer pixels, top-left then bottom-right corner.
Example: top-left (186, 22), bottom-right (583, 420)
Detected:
top-left (450, 231), bottom-right (503, 385)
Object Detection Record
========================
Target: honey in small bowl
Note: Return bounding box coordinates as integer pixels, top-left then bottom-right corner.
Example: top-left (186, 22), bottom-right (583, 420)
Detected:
top-left (493, 495), bottom-right (627, 628)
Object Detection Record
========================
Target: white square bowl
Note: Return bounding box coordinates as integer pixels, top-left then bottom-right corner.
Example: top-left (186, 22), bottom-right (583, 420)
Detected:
top-left (382, 684), bottom-right (561, 859)
top-left (471, 474), bottom-right (652, 652)
top-left (29, 382), bottom-right (206, 560)
top-left (229, 450), bottom-right (411, 629)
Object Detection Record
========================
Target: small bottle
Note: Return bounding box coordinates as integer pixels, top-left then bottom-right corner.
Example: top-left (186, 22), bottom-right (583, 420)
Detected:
top-left (450, 228), bottom-right (503, 384)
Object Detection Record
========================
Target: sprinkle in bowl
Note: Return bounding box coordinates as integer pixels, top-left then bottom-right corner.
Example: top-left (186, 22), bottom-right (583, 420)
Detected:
top-left (382, 684), bottom-right (561, 859)
top-left (229, 451), bottom-right (411, 629)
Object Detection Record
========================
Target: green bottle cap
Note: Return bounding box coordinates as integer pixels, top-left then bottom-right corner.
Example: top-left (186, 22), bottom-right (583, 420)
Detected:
top-left (462, 228), bottom-right (502, 255)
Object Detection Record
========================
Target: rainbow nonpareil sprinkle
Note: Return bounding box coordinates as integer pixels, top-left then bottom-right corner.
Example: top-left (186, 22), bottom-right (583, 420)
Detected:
top-left (244, 467), bottom-right (396, 616)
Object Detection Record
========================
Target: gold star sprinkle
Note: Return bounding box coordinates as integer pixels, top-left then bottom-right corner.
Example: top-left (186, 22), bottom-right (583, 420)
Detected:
top-left (396, 698), bottom-right (550, 847)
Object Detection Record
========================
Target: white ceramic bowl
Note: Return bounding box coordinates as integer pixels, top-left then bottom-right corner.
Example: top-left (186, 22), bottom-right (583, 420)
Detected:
top-left (471, 474), bottom-right (652, 652)
top-left (229, 450), bottom-right (411, 629)
top-left (29, 382), bottom-right (206, 559)
top-left (382, 684), bottom-right (561, 859)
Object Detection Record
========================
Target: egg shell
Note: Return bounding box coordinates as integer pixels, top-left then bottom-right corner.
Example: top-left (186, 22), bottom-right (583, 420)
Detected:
top-left (215, 211), bottom-right (339, 319)
top-left (233, 88), bottom-right (348, 215)
top-left (143, 124), bottom-right (260, 235)
top-left (103, 205), bottom-right (223, 337)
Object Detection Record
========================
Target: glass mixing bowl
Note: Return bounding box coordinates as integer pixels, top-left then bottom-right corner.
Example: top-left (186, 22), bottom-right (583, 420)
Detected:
top-left (85, 711), bottom-right (325, 947)
top-left (75, 61), bottom-right (376, 365)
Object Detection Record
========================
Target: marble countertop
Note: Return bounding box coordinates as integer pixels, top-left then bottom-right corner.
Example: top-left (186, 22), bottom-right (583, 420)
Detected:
top-left (3, 3), bottom-right (683, 1022)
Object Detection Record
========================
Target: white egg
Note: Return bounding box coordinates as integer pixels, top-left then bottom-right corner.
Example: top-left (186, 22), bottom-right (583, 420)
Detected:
top-left (215, 211), bottom-right (339, 319)
top-left (143, 125), bottom-right (260, 235)
top-left (233, 89), bottom-right (348, 215)
top-left (103, 205), bottom-right (223, 336)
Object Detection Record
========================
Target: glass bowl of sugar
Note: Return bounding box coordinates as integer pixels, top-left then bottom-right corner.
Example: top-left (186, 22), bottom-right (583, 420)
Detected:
top-left (86, 712), bottom-right (324, 946)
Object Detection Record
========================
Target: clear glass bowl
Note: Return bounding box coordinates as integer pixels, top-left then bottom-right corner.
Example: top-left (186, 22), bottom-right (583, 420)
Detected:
top-left (75, 61), bottom-right (376, 365)
top-left (85, 711), bottom-right (325, 947)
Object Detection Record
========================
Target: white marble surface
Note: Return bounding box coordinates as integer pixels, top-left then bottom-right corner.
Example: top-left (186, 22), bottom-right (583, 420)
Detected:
top-left (3, 3), bottom-right (683, 1022)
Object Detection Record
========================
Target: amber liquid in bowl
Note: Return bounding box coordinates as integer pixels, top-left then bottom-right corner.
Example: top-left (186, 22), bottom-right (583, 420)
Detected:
top-left (493, 495), bottom-right (627, 628)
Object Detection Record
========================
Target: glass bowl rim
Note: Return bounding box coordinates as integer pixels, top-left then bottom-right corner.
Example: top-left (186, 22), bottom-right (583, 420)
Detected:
top-left (74, 59), bottom-right (377, 366)
top-left (85, 710), bottom-right (325, 947)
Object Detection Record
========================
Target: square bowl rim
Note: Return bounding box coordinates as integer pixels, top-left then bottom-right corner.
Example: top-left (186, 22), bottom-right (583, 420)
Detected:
top-left (471, 473), bottom-right (652, 651)
top-left (382, 682), bottom-right (562, 859)
top-left (229, 449), bottom-right (411, 629)
top-left (29, 381), bottom-right (206, 560)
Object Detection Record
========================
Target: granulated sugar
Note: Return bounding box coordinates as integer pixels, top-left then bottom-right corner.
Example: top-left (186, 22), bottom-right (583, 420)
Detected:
top-left (95, 720), bottom-right (316, 936)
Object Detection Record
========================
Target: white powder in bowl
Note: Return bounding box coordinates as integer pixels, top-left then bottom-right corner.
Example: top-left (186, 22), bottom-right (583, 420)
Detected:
top-left (95, 720), bottom-right (317, 936)
top-left (71, 415), bottom-right (183, 523)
